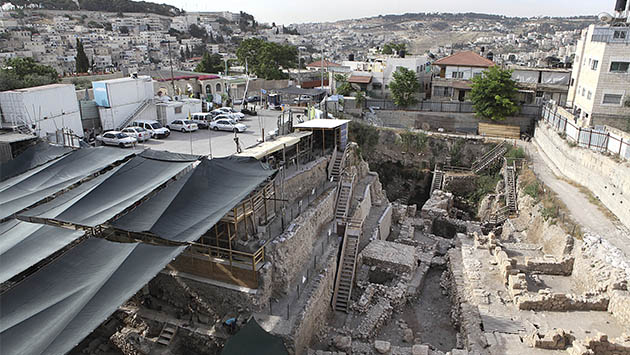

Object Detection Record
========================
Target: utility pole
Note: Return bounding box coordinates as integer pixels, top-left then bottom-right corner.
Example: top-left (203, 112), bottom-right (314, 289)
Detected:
top-left (166, 40), bottom-right (175, 97)
top-left (320, 47), bottom-right (324, 88)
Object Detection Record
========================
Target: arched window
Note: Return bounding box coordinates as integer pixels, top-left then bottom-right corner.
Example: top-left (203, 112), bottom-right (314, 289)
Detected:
top-left (205, 84), bottom-right (212, 95)
top-left (216, 82), bottom-right (222, 93)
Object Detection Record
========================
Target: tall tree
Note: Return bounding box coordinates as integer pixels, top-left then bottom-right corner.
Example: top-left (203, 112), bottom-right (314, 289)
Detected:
top-left (75, 39), bottom-right (89, 73)
top-left (195, 52), bottom-right (224, 73)
top-left (236, 38), bottom-right (297, 80)
top-left (389, 67), bottom-right (420, 107)
top-left (470, 66), bottom-right (519, 120)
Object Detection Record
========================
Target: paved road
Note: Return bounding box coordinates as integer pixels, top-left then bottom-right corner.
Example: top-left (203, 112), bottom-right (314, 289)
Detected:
top-left (136, 109), bottom-right (283, 157)
top-left (522, 140), bottom-right (630, 260)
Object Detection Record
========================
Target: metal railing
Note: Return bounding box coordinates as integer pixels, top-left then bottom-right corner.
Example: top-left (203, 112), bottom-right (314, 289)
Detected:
top-left (541, 104), bottom-right (630, 160)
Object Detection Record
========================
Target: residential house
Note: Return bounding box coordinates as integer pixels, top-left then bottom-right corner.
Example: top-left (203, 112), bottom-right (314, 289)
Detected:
top-left (431, 51), bottom-right (495, 101)
top-left (510, 66), bottom-right (571, 106)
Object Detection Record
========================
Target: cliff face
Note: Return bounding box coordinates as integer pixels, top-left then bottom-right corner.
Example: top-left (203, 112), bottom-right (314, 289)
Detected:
top-left (349, 122), bottom-right (493, 207)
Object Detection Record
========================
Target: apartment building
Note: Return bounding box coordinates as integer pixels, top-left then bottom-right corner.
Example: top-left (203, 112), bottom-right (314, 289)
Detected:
top-left (568, 24), bottom-right (630, 128)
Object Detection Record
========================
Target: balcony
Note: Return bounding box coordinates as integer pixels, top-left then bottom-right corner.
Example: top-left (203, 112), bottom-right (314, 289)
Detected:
top-left (591, 27), bottom-right (630, 44)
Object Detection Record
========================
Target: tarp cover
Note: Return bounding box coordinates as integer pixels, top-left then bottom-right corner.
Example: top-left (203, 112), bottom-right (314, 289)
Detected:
top-left (0, 147), bottom-right (135, 220)
top-left (0, 141), bottom-right (72, 182)
top-left (221, 318), bottom-right (289, 355)
top-left (51, 150), bottom-right (196, 227)
top-left (0, 237), bottom-right (185, 355)
top-left (113, 156), bottom-right (275, 242)
top-left (0, 219), bottom-right (84, 283)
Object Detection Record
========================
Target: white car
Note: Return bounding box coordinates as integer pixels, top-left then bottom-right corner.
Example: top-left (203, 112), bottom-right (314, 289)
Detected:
top-left (211, 109), bottom-right (241, 122)
top-left (96, 131), bottom-right (137, 147)
top-left (217, 107), bottom-right (245, 120)
top-left (210, 118), bottom-right (247, 133)
top-left (122, 127), bottom-right (151, 142)
top-left (167, 119), bottom-right (198, 132)
top-left (131, 120), bottom-right (170, 139)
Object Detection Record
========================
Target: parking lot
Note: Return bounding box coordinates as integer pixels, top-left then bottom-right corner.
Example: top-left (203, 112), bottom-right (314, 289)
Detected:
top-left (132, 108), bottom-right (283, 157)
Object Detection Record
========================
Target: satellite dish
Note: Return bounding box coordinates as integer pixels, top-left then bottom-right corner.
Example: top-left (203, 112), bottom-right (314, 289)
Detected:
top-left (598, 12), bottom-right (614, 23)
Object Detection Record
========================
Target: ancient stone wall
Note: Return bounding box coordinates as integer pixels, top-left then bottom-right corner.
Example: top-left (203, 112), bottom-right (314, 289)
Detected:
top-left (377, 204), bottom-right (393, 241)
top-left (609, 290), bottom-right (630, 326)
top-left (568, 333), bottom-right (630, 355)
top-left (290, 246), bottom-right (338, 355)
top-left (268, 188), bottom-right (336, 296)
top-left (352, 183), bottom-right (372, 222)
top-left (516, 292), bottom-right (609, 312)
top-left (282, 157), bottom-right (329, 204)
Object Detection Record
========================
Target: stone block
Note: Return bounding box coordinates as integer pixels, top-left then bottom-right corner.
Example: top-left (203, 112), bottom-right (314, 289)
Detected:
top-left (411, 344), bottom-right (429, 355)
top-left (374, 340), bottom-right (391, 354)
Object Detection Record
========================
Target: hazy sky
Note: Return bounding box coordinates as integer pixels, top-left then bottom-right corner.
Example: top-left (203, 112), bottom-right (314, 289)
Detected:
top-left (156, 0), bottom-right (606, 24)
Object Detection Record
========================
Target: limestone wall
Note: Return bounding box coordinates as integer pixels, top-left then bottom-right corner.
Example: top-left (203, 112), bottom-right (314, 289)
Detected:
top-left (268, 188), bottom-right (337, 296)
top-left (609, 290), bottom-right (630, 326)
top-left (352, 184), bottom-right (372, 222)
top-left (534, 123), bottom-right (630, 229)
top-left (290, 246), bottom-right (338, 355)
top-left (282, 157), bottom-right (329, 204)
top-left (377, 204), bottom-right (393, 240)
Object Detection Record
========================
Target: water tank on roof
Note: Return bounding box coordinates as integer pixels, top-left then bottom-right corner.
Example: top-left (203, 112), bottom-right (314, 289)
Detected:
top-left (615, 0), bottom-right (627, 12)
top-left (348, 53), bottom-right (355, 61)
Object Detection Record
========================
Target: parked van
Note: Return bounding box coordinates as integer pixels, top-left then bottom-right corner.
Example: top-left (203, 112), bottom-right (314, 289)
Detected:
top-left (131, 120), bottom-right (170, 139)
top-left (190, 113), bottom-right (213, 128)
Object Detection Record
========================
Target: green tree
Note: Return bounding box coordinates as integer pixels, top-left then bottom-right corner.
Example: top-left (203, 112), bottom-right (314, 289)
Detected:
top-left (195, 52), bottom-right (224, 73)
top-left (0, 57), bottom-right (59, 91)
top-left (236, 38), bottom-right (297, 80)
top-left (75, 39), bottom-right (90, 73)
top-left (389, 67), bottom-right (420, 107)
top-left (382, 42), bottom-right (406, 55)
top-left (354, 91), bottom-right (366, 108)
top-left (470, 66), bottom-right (519, 120)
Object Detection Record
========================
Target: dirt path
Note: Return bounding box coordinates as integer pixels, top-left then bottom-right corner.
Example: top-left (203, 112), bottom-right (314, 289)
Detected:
top-left (521, 140), bottom-right (630, 260)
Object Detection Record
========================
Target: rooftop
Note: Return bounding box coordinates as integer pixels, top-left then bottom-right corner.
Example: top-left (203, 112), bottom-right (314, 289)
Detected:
top-left (348, 74), bottom-right (372, 84)
top-left (306, 60), bottom-right (342, 68)
top-left (433, 51), bottom-right (495, 68)
top-left (294, 119), bottom-right (351, 130)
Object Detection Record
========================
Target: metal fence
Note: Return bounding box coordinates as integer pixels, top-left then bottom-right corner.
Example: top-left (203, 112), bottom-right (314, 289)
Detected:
top-left (366, 99), bottom-right (542, 117)
top-left (541, 105), bottom-right (630, 160)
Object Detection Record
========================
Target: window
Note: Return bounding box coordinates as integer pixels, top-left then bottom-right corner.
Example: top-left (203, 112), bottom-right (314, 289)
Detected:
top-left (602, 94), bottom-right (623, 105)
top-left (610, 62), bottom-right (630, 73)
top-left (587, 91), bottom-right (592, 100)
top-left (451, 71), bottom-right (464, 79)
top-left (473, 72), bottom-right (482, 78)
top-left (174, 106), bottom-right (182, 114)
top-left (613, 30), bottom-right (627, 39)
top-left (590, 60), bottom-right (599, 70)
top-left (570, 78), bottom-right (575, 86)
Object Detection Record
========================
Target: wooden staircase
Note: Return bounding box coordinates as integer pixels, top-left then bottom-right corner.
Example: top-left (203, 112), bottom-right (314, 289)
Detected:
top-left (332, 219), bottom-right (362, 313)
top-left (329, 147), bottom-right (346, 183)
top-left (157, 322), bottom-right (178, 347)
top-left (430, 167), bottom-right (445, 193)
top-left (335, 174), bottom-right (355, 236)
top-left (484, 206), bottom-right (510, 226)
top-left (472, 141), bottom-right (509, 174)
top-left (504, 162), bottom-right (517, 213)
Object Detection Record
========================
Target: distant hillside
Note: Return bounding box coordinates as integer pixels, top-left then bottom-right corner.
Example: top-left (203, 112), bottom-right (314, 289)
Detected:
top-left (8, 0), bottom-right (183, 17)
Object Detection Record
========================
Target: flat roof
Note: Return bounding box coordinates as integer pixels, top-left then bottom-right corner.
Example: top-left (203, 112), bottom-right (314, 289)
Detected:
top-left (7, 84), bottom-right (72, 93)
top-left (0, 132), bottom-right (37, 144)
top-left (294, 119), bottom-right (351, 130)
top-left (236, 131), bottom-right (312, 160)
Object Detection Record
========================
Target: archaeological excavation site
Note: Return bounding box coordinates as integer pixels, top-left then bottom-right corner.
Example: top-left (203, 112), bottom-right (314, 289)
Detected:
top-left (2, 120), bottom-right (629, 355)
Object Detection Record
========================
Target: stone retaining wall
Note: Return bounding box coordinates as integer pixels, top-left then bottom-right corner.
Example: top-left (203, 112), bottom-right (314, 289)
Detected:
top-left (291, 244), bottom-right (338, 355)
top-left (516, 292), bottom-right (609, 312)
top-left (608, 290), bottom-right (630, 326)
top-left (268, 188), bottom-right (337, 296)
top-left (534, 123), bottom-right (630, 230)
top-left (283, 157), bottom-right (329, 204)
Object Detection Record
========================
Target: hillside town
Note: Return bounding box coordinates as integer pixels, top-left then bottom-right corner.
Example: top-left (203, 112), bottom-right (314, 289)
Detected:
top-left (0, 0), bottom-right (629, 355)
